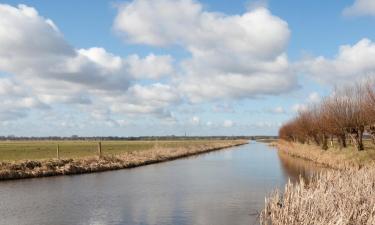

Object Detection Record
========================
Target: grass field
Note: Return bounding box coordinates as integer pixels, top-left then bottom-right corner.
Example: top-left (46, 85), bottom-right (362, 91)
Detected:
top-left (0, 140), bottom-right (229, 161)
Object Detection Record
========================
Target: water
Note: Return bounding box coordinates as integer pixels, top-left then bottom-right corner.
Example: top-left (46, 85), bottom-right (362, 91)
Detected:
top-left (0, 142), bottom-right (322, 225)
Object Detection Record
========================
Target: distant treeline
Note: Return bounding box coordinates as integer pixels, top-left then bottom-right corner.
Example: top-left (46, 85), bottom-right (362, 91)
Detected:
top-left (0, 135), bottom-right (277, 141)
top-left (279, 80), bottom-right (375, 151)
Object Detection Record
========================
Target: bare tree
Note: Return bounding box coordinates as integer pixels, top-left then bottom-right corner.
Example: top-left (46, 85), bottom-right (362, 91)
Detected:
top-left (327, 85), bottom-right (367, 151)
top-left (364, 81), bottom-right (375, 143)
top-left (321, 97), bottom-right (347, 149)
top-left (279, 80), bottom-right (374, 151)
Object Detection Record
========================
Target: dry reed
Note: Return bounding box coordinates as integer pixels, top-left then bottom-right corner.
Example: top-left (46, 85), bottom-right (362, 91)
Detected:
top-left (261, 141), bottom-right (375, 225)
top-left (260, 168), bottom-right (375, 225)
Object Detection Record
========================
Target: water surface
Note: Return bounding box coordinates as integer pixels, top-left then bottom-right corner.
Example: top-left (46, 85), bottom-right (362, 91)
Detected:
top-left (0, 142), bottom-right (322, 225)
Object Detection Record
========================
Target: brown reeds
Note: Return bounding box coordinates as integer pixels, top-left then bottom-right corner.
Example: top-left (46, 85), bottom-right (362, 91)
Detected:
top-left (260, 168), bottom-right (375, 225)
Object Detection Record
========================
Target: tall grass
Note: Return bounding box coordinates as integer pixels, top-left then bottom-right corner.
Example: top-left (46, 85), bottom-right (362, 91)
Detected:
top-left (276, 140), bottom-right (375, 170)
top-left (260, 168), bottom-right (375, 225)
top-left (261, 141), bottom-right (375, 224)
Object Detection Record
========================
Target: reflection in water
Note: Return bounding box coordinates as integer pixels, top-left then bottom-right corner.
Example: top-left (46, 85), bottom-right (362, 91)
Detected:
top-left (0, 142), bottom-right (322, 225)
top-left (277, 151), bottom-right (325, 183)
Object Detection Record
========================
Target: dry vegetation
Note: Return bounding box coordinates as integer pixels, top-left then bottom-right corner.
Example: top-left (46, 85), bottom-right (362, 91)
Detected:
top-left (0, 140), bottom-right (247, 181)
top-left (262, 81), bottom-right (375, 225)
top-left (276, 140), bottom-right (375, 170)
top-left (261, 168), bottom-right (375, 225)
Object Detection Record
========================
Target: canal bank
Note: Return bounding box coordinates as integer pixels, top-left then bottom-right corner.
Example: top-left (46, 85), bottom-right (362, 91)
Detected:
top-left (0, 142), bottom-right (319, 225)
top-left (0, 140), bottom-right (247, 181)
top-left (261, 141), bottom-right (375, 225)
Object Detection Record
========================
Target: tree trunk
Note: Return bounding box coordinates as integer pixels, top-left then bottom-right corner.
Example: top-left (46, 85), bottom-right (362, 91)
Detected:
top-left (313, 135), bottom-right (320, 146)
top-left (349, 130), bottom-right (364, 151)
top-left (322, 134), bottom-right (328, 150)
top-left (358, 127), bottom-right (364, 151)
top-left (366, 126), bottom-right (375, 144)
top-left (338, 133), bottom-right (346, 149)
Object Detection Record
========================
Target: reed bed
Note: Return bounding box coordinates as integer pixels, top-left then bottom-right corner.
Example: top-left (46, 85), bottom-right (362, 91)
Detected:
top-left (260, 168), bottom-right (375, 225)
top-left (0, 140), bottom-right (247, 181)
top-left (261, 141), bottom-right (375, 225)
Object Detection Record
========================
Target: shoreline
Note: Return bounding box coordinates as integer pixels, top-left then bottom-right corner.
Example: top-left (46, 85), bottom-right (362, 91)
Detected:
top-left (273, 140), bottom-right (375, 170)
top-left (0, 140), bottom-right (248, 181)
top-left (261, 141), bottom-right (375, 225)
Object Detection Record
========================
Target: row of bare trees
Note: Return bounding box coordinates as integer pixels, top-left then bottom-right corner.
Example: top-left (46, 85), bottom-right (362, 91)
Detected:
top-left (279, 82), bottom-right (375, 151)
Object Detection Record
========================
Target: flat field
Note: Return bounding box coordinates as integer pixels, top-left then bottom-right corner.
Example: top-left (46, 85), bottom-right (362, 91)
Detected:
top-left (0, 140), bottom-right (230, 161)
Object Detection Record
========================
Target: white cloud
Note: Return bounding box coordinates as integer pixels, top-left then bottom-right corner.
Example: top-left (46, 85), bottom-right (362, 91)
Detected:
top-left (292, 104), bottom-right (307, 113)
top-left (190, 116), bottom-right (200, 125)
top-left (127, 54), bottom-right (174, 79)
top-left (343, 0), bottom-right (375, 17)
top-left (0, 4), bottom-right (177, 122)
top-left (269, 106), bottom-right (285, 114)
top-left (0, 78), bottom-right (49, 120)
top-left (223, 120), bottom-right (234, 128)
top-left (114, 0), bottom-right (296, 102)
top-left (253, 121), bottom-right (281, 128)
top-left (212, 103), bottom-right (235, 113)
top-left (299, 39), bottom-right (375, 85)
top-left (308, 92), bottom-right (321, 103)
top-left (109, 83), bottom-right (180, 116)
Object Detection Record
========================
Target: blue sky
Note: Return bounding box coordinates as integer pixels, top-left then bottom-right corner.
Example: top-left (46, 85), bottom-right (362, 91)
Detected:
top-left (0, 0), bottom-right (375, 136)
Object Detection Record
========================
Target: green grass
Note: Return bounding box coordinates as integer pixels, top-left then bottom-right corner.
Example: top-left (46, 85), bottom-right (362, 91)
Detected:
top-left (0, 140), bottom-right (223, 161)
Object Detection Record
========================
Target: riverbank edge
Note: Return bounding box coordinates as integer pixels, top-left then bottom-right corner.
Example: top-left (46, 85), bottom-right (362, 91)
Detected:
top-left (0, 140), bottom-right (248, 181)
top-left (273, 140), bottom-right (375, 170)
top-left (260, 140), bottom-right (375, 225)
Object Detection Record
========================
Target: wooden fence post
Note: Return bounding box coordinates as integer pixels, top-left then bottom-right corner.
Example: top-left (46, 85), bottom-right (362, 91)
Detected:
top-left (98, 142), bottom-right (102, 159)
top-left (57, 144), bottom-right (60, 159)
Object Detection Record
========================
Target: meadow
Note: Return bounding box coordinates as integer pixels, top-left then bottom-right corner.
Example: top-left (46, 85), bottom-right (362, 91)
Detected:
top-left (0, 139), bottom-right (248, 180)
top-left (0, 140), bottom-right (233, 162)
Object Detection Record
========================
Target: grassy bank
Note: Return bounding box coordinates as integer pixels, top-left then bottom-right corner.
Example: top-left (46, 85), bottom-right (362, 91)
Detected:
top-left (0, 140), bottom-right (247, 181)
top-left (275, 140), bottom-right (375, 170)
top-left (0, 140), bottom-right (233, 161)
top-left (261, 141), bottom-right (375, 225)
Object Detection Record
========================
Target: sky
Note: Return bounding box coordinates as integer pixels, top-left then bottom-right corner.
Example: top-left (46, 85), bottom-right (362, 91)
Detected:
top-left (0, 0), bottom-right (375, 137)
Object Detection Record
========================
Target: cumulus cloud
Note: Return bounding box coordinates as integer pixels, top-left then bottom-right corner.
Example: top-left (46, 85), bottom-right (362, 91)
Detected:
top-left (299, 39), bottom-right (375, 85)
top-left (0, 4), bottom-right (177, 122)
top-left (291, 104), bottom-right (308, 113)
top-left (212, 103), bottom-right (235, 113)
top-left (268, 106), bottom-right (285, 114)
top-left (308, 92), bottom-right (321, 103)
top-left (223, 120), bottom-right (234, 128)
top-left (114, 0), bottom-right (297, 102)
top-left (109, 83), bottom-right (180, 116)
top-left (252, 121), bottom-right (282, 129)
top-left (126, 54), bottom-right (174, 79)
top-left (343, 0), bottom-right (375, 17)
top-left (190, 116), bottom-right (200, 125)
top-left (0, 78), bottom-right (49, 121)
